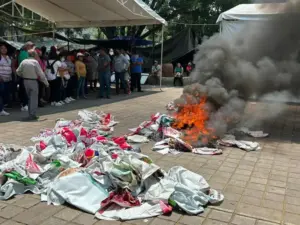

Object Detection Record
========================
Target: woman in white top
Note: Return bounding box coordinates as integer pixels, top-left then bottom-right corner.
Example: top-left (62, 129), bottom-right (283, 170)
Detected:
top-left (46, 47), bottom-right (66, 107)
top-left (0, 44), bottom-right (12, 116)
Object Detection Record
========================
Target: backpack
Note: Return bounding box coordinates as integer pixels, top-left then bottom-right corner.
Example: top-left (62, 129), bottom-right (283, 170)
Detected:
top-left (46, 60), bottom-right (58, 74)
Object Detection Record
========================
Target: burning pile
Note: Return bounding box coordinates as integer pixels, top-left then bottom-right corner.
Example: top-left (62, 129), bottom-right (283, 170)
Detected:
top-left (171, 81), bottom-right (245, 147)
top-left (172, 0), bottom-right (300, 140)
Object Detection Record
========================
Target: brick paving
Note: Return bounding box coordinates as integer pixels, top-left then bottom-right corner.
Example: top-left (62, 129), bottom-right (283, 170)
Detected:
top-left (0, 87), bottom-right (300, 225)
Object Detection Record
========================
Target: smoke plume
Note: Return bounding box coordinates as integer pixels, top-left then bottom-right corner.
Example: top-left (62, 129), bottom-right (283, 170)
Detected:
top-left (175, 0), bottom-right (300, 140)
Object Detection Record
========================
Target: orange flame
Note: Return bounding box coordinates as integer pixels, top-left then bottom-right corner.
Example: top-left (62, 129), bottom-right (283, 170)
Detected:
top-left (172, 96), bottom-right (215, 145)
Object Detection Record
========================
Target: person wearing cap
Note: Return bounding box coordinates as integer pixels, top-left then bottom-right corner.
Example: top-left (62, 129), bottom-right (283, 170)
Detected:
top-left (18, 41), bottom-right (34, 112)
top-left (98, 48), bottom-right (111, 99)
top-left (16, 50), bottom-right (49, 121)
top-left (150, 60), bottom-right (161, 85)
top-left (75, 52), bottom-right (87, 99)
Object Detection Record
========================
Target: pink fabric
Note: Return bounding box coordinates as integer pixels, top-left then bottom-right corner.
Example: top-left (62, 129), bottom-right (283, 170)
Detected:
top-left (111, 137), bottom-right (131, 150)
top-left (38, 59), bottom-right (46, 72)
top-left (99, 190), bottom-right (141, 213)
top-left (26, 154), bottom-right (41, 174)
top-left (61, 128), bottom-right (77, 145)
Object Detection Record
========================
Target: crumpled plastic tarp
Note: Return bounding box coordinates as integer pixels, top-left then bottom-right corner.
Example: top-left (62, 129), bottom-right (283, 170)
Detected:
top-left (192, 147), bottom-right (223, 155)
top-left (46, 170), bottom-right (109, 214)
top-left (235, 127), bottom-right (269, 138)
top-left (0, 109), bottom-right (224, 221)
top-left (218, 135), bottom-right (261, 151)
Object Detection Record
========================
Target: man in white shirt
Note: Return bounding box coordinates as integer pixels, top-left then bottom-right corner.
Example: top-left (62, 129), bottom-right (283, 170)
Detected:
top-left (17, 50), bottom-right (49, 121)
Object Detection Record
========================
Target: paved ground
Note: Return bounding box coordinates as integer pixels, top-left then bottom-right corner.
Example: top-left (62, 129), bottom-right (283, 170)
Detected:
top-left (0, 87), bottom-right (300, 225)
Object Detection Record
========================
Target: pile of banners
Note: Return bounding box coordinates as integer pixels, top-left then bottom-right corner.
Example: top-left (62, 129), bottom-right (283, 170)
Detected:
top-left (129, 112), bottom-right (268, 156)
top-left (0, 110), bottom-right (224, 221)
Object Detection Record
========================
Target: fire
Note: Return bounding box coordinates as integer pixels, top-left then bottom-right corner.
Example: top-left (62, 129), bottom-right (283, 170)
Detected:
top-left (172, 96), bottom-right (215, 145)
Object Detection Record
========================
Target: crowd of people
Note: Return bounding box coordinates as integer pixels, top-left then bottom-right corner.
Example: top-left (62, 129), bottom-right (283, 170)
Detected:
top-left (0, 41), bottom-right (145, 120)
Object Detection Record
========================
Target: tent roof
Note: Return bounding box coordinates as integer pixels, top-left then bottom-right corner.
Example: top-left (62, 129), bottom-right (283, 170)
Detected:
top-left (15, 0), bottom-right (167, 28)
top-left (217, 3), bottom-right (291, 23)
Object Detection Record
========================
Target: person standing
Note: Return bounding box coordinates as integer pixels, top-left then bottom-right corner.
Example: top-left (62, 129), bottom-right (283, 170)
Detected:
top-left (130, 51), bottom-right (143, 92)
top-left (0, 45), bottom-right (12, 116)
top-left (34, 48), bottom-right (47, 107)
top-left (75, 52), bottom-right (87, 99)
top-left (16, 50), bottom-right (49, 121)
top-left (18, 41), bottom-right (34, 112)
top-left (65, 53), bottom-right (76, 101)
top-left (86, 52), bottom-right (98, 92)
top-left (59, 53), bottom-right (71, 103)
top-left (113, 49), bottom-right (129, 95)
top-left (121, 49), bottom-right (131, 93)
top-left (149, 60), bottom-right (161, 85)
top-left (186, 62), bottom-right (193, 76)
top-left (173, 62), bottom-right (184, 86)
top-left (98, 48), bottom-right (111, 99)
top-left (46, 47), bottom-right (65, 107)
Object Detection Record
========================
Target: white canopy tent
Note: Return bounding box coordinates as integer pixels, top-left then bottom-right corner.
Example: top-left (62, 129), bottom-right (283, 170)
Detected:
top-left (13, 0), bottom-right (167, 88)
top-left (216, 3), bottom-right (289, 39)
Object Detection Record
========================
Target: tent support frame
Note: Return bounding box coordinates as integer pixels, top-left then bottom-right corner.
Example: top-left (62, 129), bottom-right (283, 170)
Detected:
top-left (0, 0), bottom-right (47, 22)
top-left (159, 24), bottom-right (164, 91)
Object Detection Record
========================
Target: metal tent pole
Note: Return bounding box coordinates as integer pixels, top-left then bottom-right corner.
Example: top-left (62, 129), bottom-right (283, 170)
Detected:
top-left (160, 25), bottom-right (164, 91)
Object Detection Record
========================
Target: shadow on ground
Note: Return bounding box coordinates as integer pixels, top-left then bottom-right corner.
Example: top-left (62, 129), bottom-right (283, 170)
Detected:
top-left (0, 87), bottom-right (161, 123)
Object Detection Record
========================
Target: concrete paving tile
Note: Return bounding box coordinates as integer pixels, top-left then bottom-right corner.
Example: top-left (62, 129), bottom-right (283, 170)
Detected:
top-left (54, 207), bottom-right (82, 221)
top-left (231, 215), bottom-right (256, 225)
top-left (285, 204), bottom-right (300, 214)
top-left (158, 212), bottom-right (182, 222)
top-left (234, 169), bottom-right (252, 176)
top-left (227, 179), bottom-right (247, 188)
top-left (0, 205), bottom-right (25, 219)
top-left (210, 200), bottom-right (238, 213)
top-left (266, 185), bottom-right (286, 195)
top-left (218, 166), bottom-right (236, 173)
top-left (150, 218), bottom-right (176, 225)
top-left (267, 180), bottom-right (286, 188)
top-left (236, 203), bottom-right (282, 223)
top-left (12, 195), bottom-right (40, 208)
top-left (40, 217), bottom-right (67, 225)
top-left (13, 203), bottom-right (64, 225)
top-left (222, 192), bottom-right (241, 202)
top-left (286, 189), bottom-right (300, 198)
top-left (0, 217), bottom-right (6, 223)
top-left (243, 189), bottom-right (264, 198)
top-left (123, 218), bottom-right (153, 225)
top-left (246, 183), bottom-right (266, 191)
top-left (0, 201), bottom-right (8, 209)
top-left (94, 220), bottom-right (122, 225)
top-left (240, 196), bottom-right (261, 206)
top-left (224, 185), bottom-right (244, 195)
top-left (1, 221), bottom-right (25, 225)
top-left (262, 199), bottom-right (283, 211)
top-left (199, 208), bottom-right (212, 218)
top-left (202, 219), bottom-right (229, 225)
top-left (208, 210), bottom-right (232, 223)
top-left (284, 212), bottom-right (300, 225)
top-left (250, 177), bottom-right (268, 185)
top-left (179, 215), bottom-right (205, 225)
top-left (256, 220), bottom-right (280, 225)
top-left (285, 195), bottom-right (300, 206)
